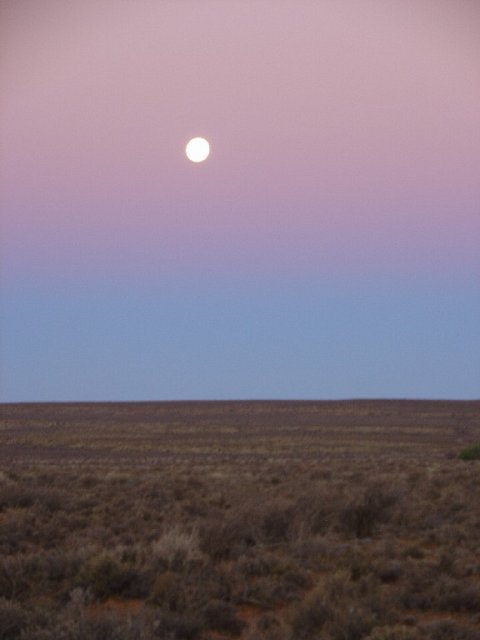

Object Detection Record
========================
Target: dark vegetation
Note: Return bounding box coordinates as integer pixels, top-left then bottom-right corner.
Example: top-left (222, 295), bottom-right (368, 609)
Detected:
top-left (459, 444), bottom-right (480, 461)
top-left (0, 400), bottom-right (479, 639)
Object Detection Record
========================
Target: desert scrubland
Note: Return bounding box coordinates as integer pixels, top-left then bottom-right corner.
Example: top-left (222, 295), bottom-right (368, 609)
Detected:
top-left (0, 400), bottom-right (479, 640)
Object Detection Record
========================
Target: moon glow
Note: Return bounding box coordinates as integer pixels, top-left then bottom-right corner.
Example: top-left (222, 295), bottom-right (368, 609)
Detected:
top-left (185, 137), bottom-right (210, 163)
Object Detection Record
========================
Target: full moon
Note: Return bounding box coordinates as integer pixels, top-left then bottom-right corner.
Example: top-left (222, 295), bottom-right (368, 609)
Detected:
top-left (185, 137), bottom-right (210, 163)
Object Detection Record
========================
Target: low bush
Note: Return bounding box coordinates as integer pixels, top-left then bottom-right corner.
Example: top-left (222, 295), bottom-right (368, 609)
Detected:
top-left (365, 625), bottom-right (416, 640)
top-left (0, 555), bottom-right (34, 600)
top-left (149, 571), bottom-right (185, 611)
top-left (21, 612), bottom-right (147, 640)
top-left (291, 590), bottom-right (331, 638)
top-left (153, 610), bottom-right (203, 640)
top-left (203, 599), bottom-right (245, 636)
top-left (200, 508), bottom-right (258, 560)
top-left (459, 444), bottom-right (480, 460)
top-left (0, 598), bottom-right (29, 640)
top-left (340, 484), bottom-right (399, 538)
top-left (151, 525), bottom-right (204, 571)
top-left (255, 612), bottom-right (288, 640)
top-left (260, 501), bottom-right (294, 543)
top-left (292, 570), bottom-right (390, 640)
top-left (376, 561), bottom-right (403, 583)
top-left (419, 619), bottom-right (480, 640)
top-left (78, 554), bottom-right (134, 600)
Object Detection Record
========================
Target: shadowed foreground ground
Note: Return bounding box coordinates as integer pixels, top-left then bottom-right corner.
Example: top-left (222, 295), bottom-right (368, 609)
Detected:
top-left (0, 400), bottom-right (479, 639)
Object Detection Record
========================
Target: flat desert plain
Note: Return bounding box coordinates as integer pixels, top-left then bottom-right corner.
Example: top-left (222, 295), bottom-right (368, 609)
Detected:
top-left (0, 400), bottom-right (479, 639)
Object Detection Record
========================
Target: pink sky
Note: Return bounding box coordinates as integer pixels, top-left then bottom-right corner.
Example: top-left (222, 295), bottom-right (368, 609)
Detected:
top-left (1, 0), bottom-right (479, 284)
top-left (1, 1), bottom-right (479, 401)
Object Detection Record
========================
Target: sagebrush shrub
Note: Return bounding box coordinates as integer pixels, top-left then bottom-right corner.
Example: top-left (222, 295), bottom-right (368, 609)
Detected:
top-left (203, 600), bottom-right (245, 636)
top-left (152, 525), bottom-right (204, 570)
top-left (260, 501), bottom-right (294, 543)
top-left (200, 508), bottom-right (258, 560)
top-left (340, 484), bottom-right (399, 538)
top-left (149, 571), bottom-right (185, 611)
top-left (79, 554), bottom-right (132, 600)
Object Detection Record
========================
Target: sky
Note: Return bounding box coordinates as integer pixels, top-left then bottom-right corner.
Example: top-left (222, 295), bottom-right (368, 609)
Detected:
top-left (1, 0), bottom-right (479, 402)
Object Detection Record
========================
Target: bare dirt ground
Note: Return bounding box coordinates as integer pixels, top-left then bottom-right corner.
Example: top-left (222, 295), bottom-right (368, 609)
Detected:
top-left (0, 400), bottom-right (479, 639)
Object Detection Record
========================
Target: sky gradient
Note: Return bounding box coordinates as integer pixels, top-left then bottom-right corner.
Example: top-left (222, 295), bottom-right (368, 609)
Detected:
top-left (1, 0), bottom-right (479, 401)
